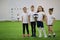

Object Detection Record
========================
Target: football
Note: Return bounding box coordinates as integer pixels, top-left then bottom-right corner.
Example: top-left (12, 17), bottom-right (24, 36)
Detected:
top-left (33, 14), bottom-right (38, 22)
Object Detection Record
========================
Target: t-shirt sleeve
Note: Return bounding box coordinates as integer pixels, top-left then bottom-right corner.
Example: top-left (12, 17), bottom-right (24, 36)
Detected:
top-left (52, 15), bottom-right (55, 19)
top-left (28, 12), bottom-right (30, 16)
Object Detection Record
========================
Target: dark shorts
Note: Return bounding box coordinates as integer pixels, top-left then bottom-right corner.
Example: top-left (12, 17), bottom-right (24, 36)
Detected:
top-left (37, 21), bottom-right (44, 28)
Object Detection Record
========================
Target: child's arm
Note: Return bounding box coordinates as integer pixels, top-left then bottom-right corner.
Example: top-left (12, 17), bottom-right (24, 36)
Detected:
top-left (28, 15), bottom-right (30, 24)
top-left (43, 13), bottom-right (46, 21)
top-left (22, 16), bottom-right (23, 22)
top-left (44, 15), bottom-right (47, 25)
top-left (45, 16), bottom-right (47, 23)
top-left (52, 17), bottom-right (55, 25)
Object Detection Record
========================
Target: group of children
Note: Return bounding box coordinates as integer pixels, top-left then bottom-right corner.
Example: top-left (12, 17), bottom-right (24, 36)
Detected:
top-left (21, 5), bottom-right (56, 38)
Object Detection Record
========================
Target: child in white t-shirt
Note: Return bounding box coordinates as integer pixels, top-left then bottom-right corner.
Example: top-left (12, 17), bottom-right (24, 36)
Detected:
top-left (36, 6), bottom-right (47, 38)
top-left (46, 8), bottom-right (56, 37)
top-left (22, 7), bottom-right (29, 37)
top-left (28, 5), bottom-right (36, 37)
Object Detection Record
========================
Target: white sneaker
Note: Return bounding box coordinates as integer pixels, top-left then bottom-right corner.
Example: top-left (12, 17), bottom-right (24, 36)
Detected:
top-left (44, 35), bottom-right (47, 38)
top-left (39, 35), bottom-right (42, 38)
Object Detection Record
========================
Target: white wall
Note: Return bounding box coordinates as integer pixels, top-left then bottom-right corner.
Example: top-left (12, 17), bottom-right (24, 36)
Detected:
top-left (0, 0), bottom-right (60, 21)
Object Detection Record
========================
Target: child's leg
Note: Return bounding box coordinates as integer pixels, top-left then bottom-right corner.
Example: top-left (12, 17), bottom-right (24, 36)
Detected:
top-left (26, 24), bottom-right (29, 37)
top-left (41, 28), bottom-right (47, 38)
top-left (33, 22), bottom-right (36, 36)
top-left (31, 22), bottom-right (34, 37)
top-left (23, 24), bottom-right (25, 37)
top-left (48, 26), bottom-right (51, 36)
top-left (38, 27), bottom-right (42, 37)
top-left (49, 26), bottom-right (56, 37)
top-left (48, 26), bottom-right (55, 37)
top-left (39, 21), bottom-right (47, 38)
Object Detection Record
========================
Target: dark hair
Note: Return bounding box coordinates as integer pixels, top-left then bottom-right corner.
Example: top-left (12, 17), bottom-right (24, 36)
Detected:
top-left (31, 5), bottom-right (34, 8)
top-left (23, 7), bottom-right (27, 10)
top-left (49, 8), bottom-right (54, 11)
top-left (37, 6), bottom-right (44, 13)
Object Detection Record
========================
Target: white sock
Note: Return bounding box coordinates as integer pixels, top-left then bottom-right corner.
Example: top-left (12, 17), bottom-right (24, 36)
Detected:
top-left (48, 34), bottom-right (51, 36)
top-left (53, 33), bottom-right (55, 35)
top-left (38, 28), bottom-right (42, 37)
top-left (42, 28), bottom-right (47, 38)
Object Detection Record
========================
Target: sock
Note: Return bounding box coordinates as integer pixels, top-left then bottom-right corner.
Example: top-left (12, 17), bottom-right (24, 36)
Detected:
top-left (48, 34), bottom-right (51, 36)
top-left (42, 28), bottom-right (47, 37)
top-left (38, 28), bottom-right (42, 37)
top-left (53, 33), bottom-right (55, 35)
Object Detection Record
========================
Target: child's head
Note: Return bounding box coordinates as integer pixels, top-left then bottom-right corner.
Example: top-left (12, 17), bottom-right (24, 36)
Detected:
top-left (23, 7), bottom-right (27, 13)
top-left (31, 5), bottom-right (34, 11)
top-left (37, 6), bottom-right (44, 13)
top-left (49, 8), bottom-right (54, 15)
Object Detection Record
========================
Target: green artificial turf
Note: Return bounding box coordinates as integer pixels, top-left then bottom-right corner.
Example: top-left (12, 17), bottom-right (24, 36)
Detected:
top-left (0, 20), bottom-right (60, 40)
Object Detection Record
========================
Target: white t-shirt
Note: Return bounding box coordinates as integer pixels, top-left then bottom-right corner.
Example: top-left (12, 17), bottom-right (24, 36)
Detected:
top-left (22, 13), bottom-right (28, 23)
top-left (46, 14), bottom-right (55, 25)
top-left (28, 11), bottom-right (36, 22)
top-left (37, 12), bottom-right (45, 21)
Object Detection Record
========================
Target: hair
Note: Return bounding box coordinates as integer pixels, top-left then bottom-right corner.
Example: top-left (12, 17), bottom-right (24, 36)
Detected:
top-left (23, 7), bottom-right (27, 10)
top-left (49, 8), bottom-right (54, 11)
top-left (31, 5), bottom-right (34, 8)
top-left (37, 6), bottom-right (44, 13)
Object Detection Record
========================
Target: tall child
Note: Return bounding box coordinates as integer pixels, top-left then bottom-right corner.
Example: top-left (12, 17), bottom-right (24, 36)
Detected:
top-left (22, 7), bottom-right (29, 37)
top-left (36, 6), bottom-right (47, 38)
top-left (28, 5), bottom-right (36, 37)
top-left (46, 8), bottom-right (56, 37)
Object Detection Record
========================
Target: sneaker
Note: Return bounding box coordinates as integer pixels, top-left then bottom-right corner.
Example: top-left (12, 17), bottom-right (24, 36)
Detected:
top-left (23, 34), bottom-right (25, 37)
top-left (39, 35), bottom-right (42, 38)
top-left (48, 34), bottom-right (51, 37)
top-left (33, 35), bottom-right (36, 37)
top-left (48, 35), bottom-right (51, 37)
top-left (53, 35), bottom-right (56, 37)
top-left (44, 36), bottom-right (47, 38)
top-left (53, 33), bottom-right (56, 37)
top-left (27, 34), bottom-right (30, 37)
top-left (33, 34), bottom-right (36, 37)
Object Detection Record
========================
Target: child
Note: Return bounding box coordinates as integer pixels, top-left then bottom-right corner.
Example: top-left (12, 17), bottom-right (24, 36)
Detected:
top-left (36, 6), bottom-right (47, 38)
top-left (17, 13), bottom-right (20, 22)
top-left (46, 8), bottom-right (56, 37)
top-left (22, 7), bottom-right (29, 37)
top-left (28, 5), bottom-right (36, 37)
